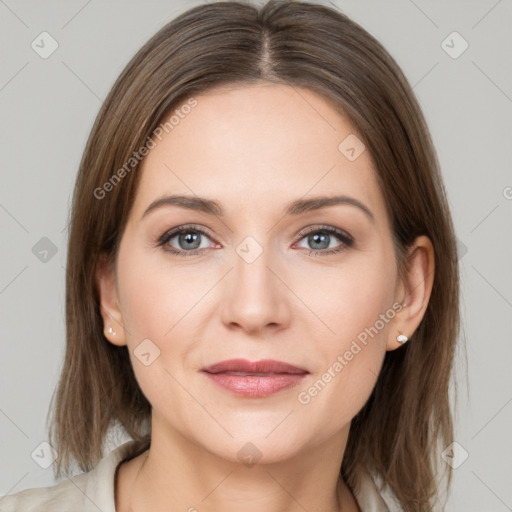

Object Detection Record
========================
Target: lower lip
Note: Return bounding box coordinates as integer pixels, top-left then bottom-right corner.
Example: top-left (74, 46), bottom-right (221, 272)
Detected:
top-left (202, 372), bottom-right (307, 398)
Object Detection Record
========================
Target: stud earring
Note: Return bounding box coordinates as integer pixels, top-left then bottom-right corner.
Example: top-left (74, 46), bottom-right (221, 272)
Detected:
top-left (107, 326), bottom-right (117, 336)
top-left (396, 332), bottom-right (408, 344)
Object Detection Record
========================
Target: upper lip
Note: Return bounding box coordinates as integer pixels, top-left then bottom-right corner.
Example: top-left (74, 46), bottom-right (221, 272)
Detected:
top-left (201, 358), bottom-right (309, 375)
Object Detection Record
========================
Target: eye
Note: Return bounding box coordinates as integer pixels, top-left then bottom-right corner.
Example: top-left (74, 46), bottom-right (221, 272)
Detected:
top-left (157, 224), bottom-right (354, 258)
top-left (294, 225), bottom-right (354, 256)
top-left (157, 224), bottom-right (217, 257)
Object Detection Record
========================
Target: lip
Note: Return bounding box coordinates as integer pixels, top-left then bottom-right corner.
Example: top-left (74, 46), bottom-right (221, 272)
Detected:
top-left (202, 358), bottom-right (308, 375)
top-left (201, 358), bottom-right (309, 398)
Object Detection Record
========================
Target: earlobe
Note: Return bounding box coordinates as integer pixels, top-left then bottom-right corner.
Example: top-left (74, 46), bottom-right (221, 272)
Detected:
top-left (387, 235), bottom-right (435, 351)
top-left (95, 252), bottom-right (127, 346)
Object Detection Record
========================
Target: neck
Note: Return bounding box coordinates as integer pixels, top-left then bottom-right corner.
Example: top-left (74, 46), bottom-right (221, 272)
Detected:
top-left (117, 418), bottom-right (360, 512)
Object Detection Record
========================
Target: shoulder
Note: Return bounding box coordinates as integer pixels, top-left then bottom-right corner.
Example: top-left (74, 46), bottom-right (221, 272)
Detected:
top-left (0, 474), bottom-right (89, 512)
top-left (0, 439), bottom-right (149, 512)
top-left (353, 469), bottom-right (403, 512)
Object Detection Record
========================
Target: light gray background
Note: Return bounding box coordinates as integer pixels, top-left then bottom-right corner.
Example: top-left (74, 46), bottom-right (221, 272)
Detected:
top-left (0, 0), bottom-right (511, 510)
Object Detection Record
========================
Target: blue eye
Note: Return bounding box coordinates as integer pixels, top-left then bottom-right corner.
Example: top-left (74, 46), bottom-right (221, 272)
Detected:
top-left (157, 224), bottom-right (354, 257)
top-left (294, 225), bottom-right (354, 256)
top-left (158, 224), bottom-right (214, 257)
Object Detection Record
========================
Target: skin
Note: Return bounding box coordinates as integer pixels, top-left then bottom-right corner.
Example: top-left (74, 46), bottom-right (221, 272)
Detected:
top-left (96, 82), bottom-right (434, 512)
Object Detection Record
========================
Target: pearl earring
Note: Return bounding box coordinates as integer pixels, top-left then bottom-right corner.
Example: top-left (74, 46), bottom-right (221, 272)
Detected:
top-left (396, 332), bottom-right (408, 344)
top-left (107, 326), bottom-right (117, 336)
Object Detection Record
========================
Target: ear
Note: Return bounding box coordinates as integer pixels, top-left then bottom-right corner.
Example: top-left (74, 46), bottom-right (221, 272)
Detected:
top-left (387, 235), bottom-right (435, 351)
top-left (95, 252), bottom-right (127, 346)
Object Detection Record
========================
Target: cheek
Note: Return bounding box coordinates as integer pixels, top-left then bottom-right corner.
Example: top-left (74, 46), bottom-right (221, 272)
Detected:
top-left (117, 248), bottom-right (211, 341)
top-left (296, 246), bottom-right (397, 349)
top-left (292, 250), bottom-right (395, 426)
top-left (116, 250), bottom-right (220, 395)
top-left (115, 255), bottom-right (204, 411)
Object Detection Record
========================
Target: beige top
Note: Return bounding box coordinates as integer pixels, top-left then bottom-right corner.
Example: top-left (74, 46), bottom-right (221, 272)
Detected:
top-left (0, 439), bottom-right (395, 511)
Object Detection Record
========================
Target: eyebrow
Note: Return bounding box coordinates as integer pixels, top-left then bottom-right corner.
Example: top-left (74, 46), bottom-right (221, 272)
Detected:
top-left (141, 194), bottom-right (375, 223)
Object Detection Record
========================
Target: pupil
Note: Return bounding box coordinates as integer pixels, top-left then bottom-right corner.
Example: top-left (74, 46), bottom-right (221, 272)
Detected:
top-left (180, 232), bottom-right (200, 249)
top-left (310, 233), bottom-right (329, 250)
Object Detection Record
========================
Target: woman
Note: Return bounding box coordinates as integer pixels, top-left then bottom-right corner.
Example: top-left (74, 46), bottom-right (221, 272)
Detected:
top-left (1, 1), bottom-right (460, 511)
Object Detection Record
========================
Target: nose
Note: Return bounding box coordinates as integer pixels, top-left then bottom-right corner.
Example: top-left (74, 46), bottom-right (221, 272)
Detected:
top-left (220, 242), bottom-right (291, 335)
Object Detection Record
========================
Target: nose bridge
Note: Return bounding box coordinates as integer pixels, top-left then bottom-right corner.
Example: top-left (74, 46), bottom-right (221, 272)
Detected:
top-left (221, 232), bottom-right (289, 332)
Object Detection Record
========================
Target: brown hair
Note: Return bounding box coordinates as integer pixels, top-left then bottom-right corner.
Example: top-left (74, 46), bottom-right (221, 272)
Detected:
top-left (48, 1), bottom-right (461, 510)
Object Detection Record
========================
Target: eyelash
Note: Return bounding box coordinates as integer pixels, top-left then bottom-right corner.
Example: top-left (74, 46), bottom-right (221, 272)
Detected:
top-left (156, 223), bottom-right (354, 258)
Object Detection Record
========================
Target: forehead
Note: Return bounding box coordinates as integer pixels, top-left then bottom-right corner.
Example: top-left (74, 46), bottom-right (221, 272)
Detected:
top-left (132, 83), bottom-right (386, 222)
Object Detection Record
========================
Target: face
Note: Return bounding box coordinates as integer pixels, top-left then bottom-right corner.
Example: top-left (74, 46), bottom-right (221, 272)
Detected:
top-left (103, 83), bottom-right (406, 464)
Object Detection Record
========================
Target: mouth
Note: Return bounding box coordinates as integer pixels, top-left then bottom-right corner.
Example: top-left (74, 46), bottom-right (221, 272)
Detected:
top-left (201, 359), bottom-right (309, 398)
top-left (201, 358), bottom-right (309, 375)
